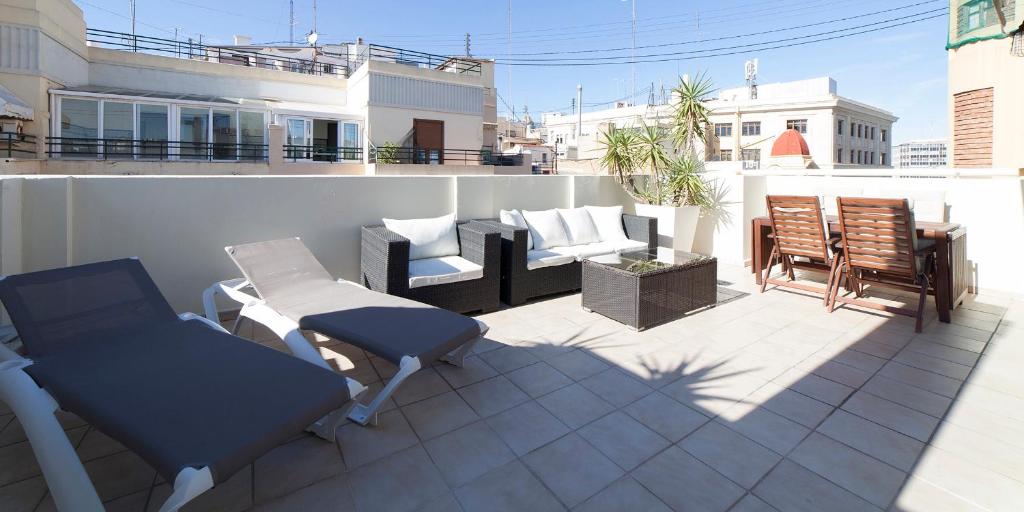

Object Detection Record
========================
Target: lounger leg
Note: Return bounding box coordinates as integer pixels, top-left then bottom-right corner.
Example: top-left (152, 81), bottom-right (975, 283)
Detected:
top-left (202, 284), bottom-right (221, 324)
top-left (347, 356), bottom-right (422, 426)
top-left (157, 467), bottom-right (214, 512)
top-left (441, 319), bottom-right (489, 368)
top-left (238, 304), bottom-right (333, 371)
top-left (0, 361), bottom-right (103, 512)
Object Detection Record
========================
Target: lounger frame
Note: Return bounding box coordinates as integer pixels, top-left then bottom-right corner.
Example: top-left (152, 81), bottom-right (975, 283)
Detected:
top-left (0, 310), bottom-right (347, 512)
top-left (203, 278), bottom-right (485, 426)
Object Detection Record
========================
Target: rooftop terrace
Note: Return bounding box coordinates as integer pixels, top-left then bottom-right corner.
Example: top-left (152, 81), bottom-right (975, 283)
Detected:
top-left (0, 171), bottom-right (1020, 511)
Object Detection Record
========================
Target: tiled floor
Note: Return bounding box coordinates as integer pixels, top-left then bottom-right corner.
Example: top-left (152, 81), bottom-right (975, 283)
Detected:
top-left (1, 264), bottom-right (1022, 511)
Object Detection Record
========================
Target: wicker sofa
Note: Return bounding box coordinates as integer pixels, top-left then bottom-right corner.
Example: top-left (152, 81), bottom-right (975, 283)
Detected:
top-left (479, 213), bottom-right (657, 306)
top-left (361, 221), bottom-right (501, 314)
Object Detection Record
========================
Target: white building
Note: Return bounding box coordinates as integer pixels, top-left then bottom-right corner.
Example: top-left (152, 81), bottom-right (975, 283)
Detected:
top-left (540, 77), bottom-right (897, 170)
top-left (0, 0), bottom-right (517, 175)
top-left (893, 139), bottom-right (948, 168)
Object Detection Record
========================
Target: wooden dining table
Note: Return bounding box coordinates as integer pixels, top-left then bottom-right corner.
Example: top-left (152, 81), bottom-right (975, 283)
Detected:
top-left (750, 215), bottom-right (968, 323)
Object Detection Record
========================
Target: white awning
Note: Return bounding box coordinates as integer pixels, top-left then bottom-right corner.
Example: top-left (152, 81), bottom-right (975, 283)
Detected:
top-left (266, 100), bottom-right (361, 120)
top-left (0, 85), bottom-right (33, 120)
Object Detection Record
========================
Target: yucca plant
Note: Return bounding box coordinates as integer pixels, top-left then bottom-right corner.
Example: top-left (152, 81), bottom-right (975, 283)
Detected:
top-left (598, 127), bottom-right (647, 201)
top-left (671, 72), bottom-right (715, 154)
top-left (633, 122), bottom-right (672, 204)
top-left (664, 153), bottom-right (711, 208)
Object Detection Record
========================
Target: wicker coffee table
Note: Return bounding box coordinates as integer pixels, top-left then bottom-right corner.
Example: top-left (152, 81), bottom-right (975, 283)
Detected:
top-left (582, 249), bottom-right (717, 330)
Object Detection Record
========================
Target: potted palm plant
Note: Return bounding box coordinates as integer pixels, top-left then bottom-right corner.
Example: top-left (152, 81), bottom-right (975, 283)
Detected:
top-left (600, 73), bottom-right (714, 251)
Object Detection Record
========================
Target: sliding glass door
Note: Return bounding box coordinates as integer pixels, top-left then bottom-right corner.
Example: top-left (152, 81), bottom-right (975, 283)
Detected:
top-left (286, 118), bottom-right (311, 160)
top-left (179, 107), bottom-right (209, 159)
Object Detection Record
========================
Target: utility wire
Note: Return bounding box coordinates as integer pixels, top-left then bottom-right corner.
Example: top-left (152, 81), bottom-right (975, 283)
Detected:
top-left (495, 9), bottom-right (946, 64)
top-left (494, 11), bottom-right (946, 67)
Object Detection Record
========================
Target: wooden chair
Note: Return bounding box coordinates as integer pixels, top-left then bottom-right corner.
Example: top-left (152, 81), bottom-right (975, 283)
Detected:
top-left (830, 197), bottom-right (938, 332)
top-left (760, 195), bottom-right (841, 304)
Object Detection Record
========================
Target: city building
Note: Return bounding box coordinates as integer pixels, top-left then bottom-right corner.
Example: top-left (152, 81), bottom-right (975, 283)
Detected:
top-left (893, 139), bottom-right (949, 168)
top-left (540, 76), bottom-right (896, 170)
top-left (947, 0), bottom-right (1023, 168)
top-left (0, 0), bottom-right (520, 175)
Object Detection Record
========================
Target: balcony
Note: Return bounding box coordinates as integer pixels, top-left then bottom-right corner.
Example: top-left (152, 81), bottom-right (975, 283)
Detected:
top-left (46, 137), bottom-right (269, 162)
top-left (0, 171), bottom-right (1021, 511)
top-left (369, 147), bottom-right (521, 166)
top-left (0, 132), bottom-right (36, 159)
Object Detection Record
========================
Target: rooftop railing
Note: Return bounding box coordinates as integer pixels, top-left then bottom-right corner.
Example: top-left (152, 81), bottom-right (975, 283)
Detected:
top-left (46, 137), bottom-right (268, 162)
top-left (352, 44), bottom-right (481, 75)
top-left (369, 146), bottom-right (519, 166)
top-left (0, 133), bottom-right (37, 159)
top-left (283, 145), bottom-right (363, 163)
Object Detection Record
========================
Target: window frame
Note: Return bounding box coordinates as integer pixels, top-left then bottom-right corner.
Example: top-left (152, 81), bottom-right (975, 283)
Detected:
top-left (741, 121), bottom-right (761, 137)
top-left (785, 119), bottom-right (808, 134)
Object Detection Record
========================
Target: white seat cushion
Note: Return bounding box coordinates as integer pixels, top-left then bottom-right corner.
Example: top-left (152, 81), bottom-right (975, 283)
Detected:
top-left (408, 256), bottom-right (483, 289)
top-left (383, 213), bottom-right (460, 261)
top-left (613, 239), bottom-right (649, 254)
top-left (522, 209), bottom-right (570, 250)
top-left (526, 249), bottom-right (576, 270)
top-left (583, 205), bottom-right (627, 242)
top-left (557, 208), bottom-right (601, 245)
top-left (499, 209), bottom-right (533, 249)
top-left (549, 242), bottom-right (617, 261)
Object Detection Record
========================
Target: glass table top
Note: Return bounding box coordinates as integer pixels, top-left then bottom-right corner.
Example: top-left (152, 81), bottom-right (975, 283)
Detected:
top-left (586, 247), bottom-right (714, 274)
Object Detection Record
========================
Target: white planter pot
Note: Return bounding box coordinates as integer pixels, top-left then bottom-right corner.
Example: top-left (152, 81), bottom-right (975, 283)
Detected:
top-left (634, 203), bottom-right (701, 252)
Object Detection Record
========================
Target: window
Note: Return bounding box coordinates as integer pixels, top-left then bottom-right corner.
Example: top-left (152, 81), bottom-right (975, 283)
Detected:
top-left (857, 124), bottom-right (863, 138)
top-left (717, 149), bottom-right (733, 161)
top-left (741, 121), bottom-right (760, 137)
top-left (714, 123), bottom-right (733, 137)
top-left (871, 152), bottom-right (876, 165)
top-left (102, 102), bottom-right (133, 159)
top-left (239, 111), bottom-right (266, 160)
top-left (837, 148), bottom-right (843, 163)
top-left (850, 149), bottom-right (854, 163)
top-left (212, 109), bottom-right (237, 160)
top-left (786, 119), bottom-right (807, 133)
top-left (59, 98), bottom-right (99, 156)
top-left (870, 127), bottom-right (876, 140)
top-left (957, 0), bottom-right (1012, 36)
top-left (179, 107), bottom-right (209, 159)
top-left (881, 129), bottom-right (887, 142)
top-left (881, 152), bottom-right (887, 166)
top-left (837, 120), bottom-right (844, 135)
top-left (137, 104), bottom-right (168, 158)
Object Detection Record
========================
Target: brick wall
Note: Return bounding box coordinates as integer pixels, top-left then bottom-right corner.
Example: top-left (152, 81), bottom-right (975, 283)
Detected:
top-left (953, 88), bottom-right (994, 167)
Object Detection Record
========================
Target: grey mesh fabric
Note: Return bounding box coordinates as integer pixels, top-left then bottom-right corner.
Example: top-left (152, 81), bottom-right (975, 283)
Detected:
top-left (226, 238), bottom-right (482, 364)
top-left (0, 258), bottom-right (178, 357)
top-left (0, 259), bottom-right (353, 484)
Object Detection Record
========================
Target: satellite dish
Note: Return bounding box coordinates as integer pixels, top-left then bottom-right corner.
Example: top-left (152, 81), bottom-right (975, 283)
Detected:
top-left (306, 31), bottom-right (318, 46)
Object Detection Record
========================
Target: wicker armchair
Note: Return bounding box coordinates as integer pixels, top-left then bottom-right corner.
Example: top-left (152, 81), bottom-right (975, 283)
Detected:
top-left (360, 221), bottom-right (501, 314)
top-left (478, 214), bottom-right (657, 306)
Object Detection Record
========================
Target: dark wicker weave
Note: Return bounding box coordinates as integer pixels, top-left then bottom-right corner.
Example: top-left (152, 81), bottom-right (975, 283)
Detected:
top-left (361, 221), bottom-right (501, 314)
top-left (582, 251), bottom-right (718, 330)
top-left (477, 214), bottom-right (657, 306)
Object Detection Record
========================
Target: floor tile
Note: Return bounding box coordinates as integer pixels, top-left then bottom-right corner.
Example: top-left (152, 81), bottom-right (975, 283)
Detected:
top-left (743, 382), bottom-right (834, 429)
top-left (522, 433), bottom-right (624, 508)
top-left (579, 368), bottom-right (654, 408)
top-left (479, 346), bottom-right (540, 373)
top-left (753, 460), bottom-right (881, 512)
top-left (840, 391), bottom-right (938, 442)
top-left (0, 476), bottom-right (46, 512)
top-left (505, 362), bottom-right (574, 398)
top-left (716, 401), bottom-right (810, 455)
top-left (861, 375), bottom-right (951, 418)
top-left (414, 492), bottom-right (464, 512)
top-left (929, 420), bottom-right (1024, 482)
top-left (572, 477), bottom-right (670, 512)
top-left (391, 368), bottom-right (453, 406)
top-left (906, 340), bottom-right (980, 366)
top-left (338, 409), bottom-right (419, 469)
top-left (679, 421), bottom-right (781, 489)
top-left (401, 391), bottom-right (480, 440)
top-left (892, 350), bottom-right (971, 380)
top-left (536, 383), bottom-right (615, 429)
top-left (577, 411), bottom-right (669, 471)
top-left (435, 356), bottom-right (498, 389)
top-left (910, 445), bottom-right (1024, 512)
top-left (892, 476), bottom-right (988, 512)
top-left (150, 465), bottom-right (251, 511)
top-left (348, 446), bottom-right (449, 512)
top-left (0, 427), bottom-right (86, 486)
top-left (422, 422), bottom-right (515, 487)
top-left (254, 436), bottom-right (344, 503)
top-left (623, 392), bottom-right (709, 442)
top-left (772, 369), bottom-right (855, 406)
top-left (816, 409), bottom-right (924, 472)
top-left (545, 350), bottom-right (610, 380)
top-left (454, 460), bottom-right (565, 512)
top-left (485, 401), bottom-right (570, 456)
top-left (729, 494), bottom-right (778, 512)
top-left (253, 474), bottom-right (354, 511)
top-left (876, 361), bottom-right (963, 398)
top-left (457, 376), bottom-right (530, 418)
top-left (632, 445), bottom-right (745, 512)
top-left (788, 432), bottom-right (904, 508)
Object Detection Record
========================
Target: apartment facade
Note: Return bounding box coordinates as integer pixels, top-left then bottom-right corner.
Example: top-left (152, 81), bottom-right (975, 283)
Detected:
top-left (0, 0), bottom-right (515, 175)
top-left (947, 0), bottom-right (1023, 169)
top-left (541, 77), bottom-right (896, 170)
top-left (893, 139), bottom-right (949, 168)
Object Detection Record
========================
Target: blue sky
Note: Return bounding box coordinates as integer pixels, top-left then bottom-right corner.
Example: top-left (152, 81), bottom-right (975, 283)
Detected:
top-left (75, 0), bottom-right (950, 143)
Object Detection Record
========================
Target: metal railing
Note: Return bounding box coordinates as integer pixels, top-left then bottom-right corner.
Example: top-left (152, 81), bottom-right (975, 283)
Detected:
top-left (1, 133), bottom-right (37, 159)
top-left (86, 28), bottom-right (348, 77)
top-left (352, 44), bottom-right (481, 75)
top-left (46, 137), bottom-right (268, 161)
top-left (283, 145), bottom-right (364, 162)
top-left (369, 146), bottom-right (520, 166)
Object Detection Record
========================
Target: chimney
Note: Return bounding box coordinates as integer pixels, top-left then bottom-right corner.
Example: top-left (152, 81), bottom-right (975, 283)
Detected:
top-left (233, 35), bottom-right (252, 46)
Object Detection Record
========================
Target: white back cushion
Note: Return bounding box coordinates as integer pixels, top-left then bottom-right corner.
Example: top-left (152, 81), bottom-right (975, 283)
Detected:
top-left (583, 205), bottom-right (627, 242)
top-left (383, 213), bottom-right (460, 261)
top-left (522, 209), bottom-right (570, 250)
top-left (499, 209), bottom-right (533, 250)
top-left (557, 208), bottom-right (601, 245)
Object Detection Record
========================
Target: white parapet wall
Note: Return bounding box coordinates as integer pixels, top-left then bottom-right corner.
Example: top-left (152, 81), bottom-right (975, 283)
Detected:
top-left (0, 170), bottom-right (1019, 313)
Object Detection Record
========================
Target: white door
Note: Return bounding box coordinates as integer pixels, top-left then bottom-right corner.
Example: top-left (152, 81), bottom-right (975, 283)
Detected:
top-left (286, 118), bottom-right (312, 160)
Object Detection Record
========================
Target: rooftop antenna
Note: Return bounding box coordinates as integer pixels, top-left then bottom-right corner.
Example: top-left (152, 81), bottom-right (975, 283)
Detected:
top-left (306, 0), bottom-right (318, 46)
top-left (129, 0), bottom-right (137, 50)
top-left (630, 0), bottom-right (637, 101)
top-left (507, 0), bottom-right (514, 120)
top-left (465, 33), bottom-right (471, 57)
top-left (289, 0), bottom-right (295, 45)
top-left (745, 58), bottom-right (759, 99)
